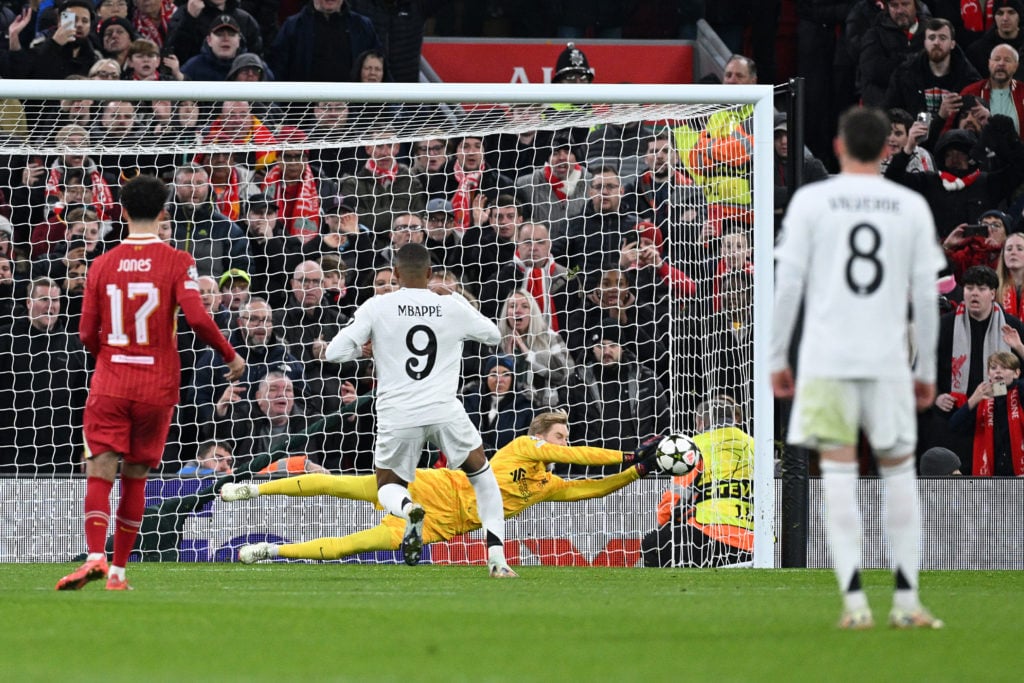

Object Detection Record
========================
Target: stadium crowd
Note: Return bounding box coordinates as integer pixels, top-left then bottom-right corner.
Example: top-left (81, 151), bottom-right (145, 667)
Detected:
top-left (0, 2), bottom-right (756, 480)
top-left (4, 0), bottom-right (1022, 482)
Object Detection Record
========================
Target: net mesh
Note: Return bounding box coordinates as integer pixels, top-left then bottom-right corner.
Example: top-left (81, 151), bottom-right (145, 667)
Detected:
top-left (0, 92), bottom-right (758, 567)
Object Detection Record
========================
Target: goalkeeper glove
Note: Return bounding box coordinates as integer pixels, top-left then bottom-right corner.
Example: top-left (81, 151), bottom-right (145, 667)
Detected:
top-left (624, 434), bottom-right (664, 477)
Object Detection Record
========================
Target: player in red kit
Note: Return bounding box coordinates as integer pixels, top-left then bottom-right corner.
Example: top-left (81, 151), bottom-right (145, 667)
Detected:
top-left (56, 175), bottom-right (245, 591)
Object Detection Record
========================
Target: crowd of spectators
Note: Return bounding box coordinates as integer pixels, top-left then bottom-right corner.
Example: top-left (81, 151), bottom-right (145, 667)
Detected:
top-left (0, 21), bottom-right (759, 476)
top-left (788, 0), bottom-right (1024, 477)
top-left (3, 1), bottom-right (1023, 478)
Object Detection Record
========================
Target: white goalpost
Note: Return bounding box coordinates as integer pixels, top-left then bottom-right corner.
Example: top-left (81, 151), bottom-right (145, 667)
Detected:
top-left (0, 79), bottom-right (776, 568)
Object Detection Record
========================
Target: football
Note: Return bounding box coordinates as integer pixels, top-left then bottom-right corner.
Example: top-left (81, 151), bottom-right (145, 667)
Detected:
top-left (655, 434), bottom-right (701, 476)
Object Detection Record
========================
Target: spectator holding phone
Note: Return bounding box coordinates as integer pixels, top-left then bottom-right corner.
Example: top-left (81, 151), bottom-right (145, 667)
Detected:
top-left (7, 0), bottom-right (100, 80)
top-left (882, 109), bottom-right (935, 173)
top-left (943, 210), bottom-right (1009, 282)
top-left (884, 115), bottom-right (1024, 238)
top-left (948, 351), bottom-right (1024, 476)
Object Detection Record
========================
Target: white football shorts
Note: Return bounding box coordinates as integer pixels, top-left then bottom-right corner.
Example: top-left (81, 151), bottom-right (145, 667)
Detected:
top-left (787, 377), bottom-right (916, 458)
top-left (374, 411), bottom-right (483, 482)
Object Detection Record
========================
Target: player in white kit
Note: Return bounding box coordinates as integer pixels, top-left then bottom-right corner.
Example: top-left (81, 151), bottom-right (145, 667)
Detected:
top-left (324, 243), bottom-right (516, 577)
top-left (771, 107), bottom-right (945, 629)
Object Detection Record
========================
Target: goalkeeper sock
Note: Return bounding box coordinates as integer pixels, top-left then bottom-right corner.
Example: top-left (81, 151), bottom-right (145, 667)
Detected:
top-left (279, 526), bottom-right (397, 560)
top-left (259, 473), bottom-right (378, 501)
top-left (820, 459), bottom-right (867, 611)
top-left (111, 475), bottom-right (146, 569)
top-left (378, 483), bottom-right (413, 519)
top-left (466, 461), bottom-right (505, 551)
top-left (84, 476), bottom-right (113, 557)
top-left (880, 457), bottom-right (922, 610)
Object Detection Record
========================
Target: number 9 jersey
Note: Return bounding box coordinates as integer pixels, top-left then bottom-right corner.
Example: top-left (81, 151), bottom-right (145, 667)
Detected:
top-left (772, 174), bottom-right (946, 381)
top-left (80, 233), bottom-right (237, 406)
top-left (325, 289), bottom-right (501, 429)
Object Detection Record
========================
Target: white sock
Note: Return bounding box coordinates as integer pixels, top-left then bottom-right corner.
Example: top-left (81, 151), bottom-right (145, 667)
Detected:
top-left (488, 545), bottom-right (508, 567)
top-left (108, 565), bottom-right (126, 581)
top-left (880, 457), bottom-right (921, 610)
top-left (87, 552), bottom-right (105, 562)
top-left (378, 483), bottom-right (412, 519)
top-left (267, 543), bottom-right (280, 558)
top-left (820, 459), bottom-right (866, 610)
top-left (466, 462), bottom-right (505, 551)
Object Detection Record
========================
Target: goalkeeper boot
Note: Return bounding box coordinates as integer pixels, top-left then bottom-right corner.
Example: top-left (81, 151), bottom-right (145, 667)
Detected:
top-left (55, 557), bottom-right (109, 591)
top-left (105, 576), bottom-right (133, 591)
top-left (401, 503), bottom-right (425, 566)
top-left (238, 542), bottom-right (274, 564)
top-left (488, 562), bottom-right (519, 579)
top-left (888, 605), bottom-right (944, 630)
top-left (837, 607), bottom-right (874, 630)
top-left (220, 482), bottom-right (259, 502)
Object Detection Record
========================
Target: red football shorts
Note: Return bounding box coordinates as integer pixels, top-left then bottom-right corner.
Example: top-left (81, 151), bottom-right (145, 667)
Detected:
top-left (83, 395), bottom-right (174, 468)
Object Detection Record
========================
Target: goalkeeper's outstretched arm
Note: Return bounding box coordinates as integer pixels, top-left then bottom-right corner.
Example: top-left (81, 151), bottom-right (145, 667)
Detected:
top-left (497, 412), bottom-right (668, 504)
top-left (226, 412), bottom-right (670, 564)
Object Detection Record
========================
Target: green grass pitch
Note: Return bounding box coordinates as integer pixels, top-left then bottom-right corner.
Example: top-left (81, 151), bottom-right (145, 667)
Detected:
top-left (4, 565), bottom-right (1022, 682)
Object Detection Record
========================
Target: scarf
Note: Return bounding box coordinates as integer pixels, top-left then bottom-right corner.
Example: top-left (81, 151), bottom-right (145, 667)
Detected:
top-left (133, 0), bottom-right (175, 46)
top-left (211, 166), bottom-right (242, 222)
top-left (939, 169), bottom-right (981, 191)
top-left (1001, 283), bottom-right (1024, 318)
top-left (263, 163), bottom-right (320, 240)
top-left (365, 158), bottom-right (399, 187)
top-left (452, 161), bottom-right (482, 229)
top-left (961, 0), bottom-right (995, 33)
top-left (204, 116), bottom-right (278, 171)
top-left (514, 253), bottom-right (560, 331)
top-left (45, 164), bottom-right (114, 221)
top-left (972, 384), bottom-right (1024, 475)
top-left (543, 162), bottom-right (582, 201)
top-left (950, 302), bottom-right (1007, 403)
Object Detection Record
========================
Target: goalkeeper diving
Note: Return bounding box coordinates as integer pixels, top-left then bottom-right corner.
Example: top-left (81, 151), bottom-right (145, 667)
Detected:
top-left (222, 411), bottom-right (668, 565)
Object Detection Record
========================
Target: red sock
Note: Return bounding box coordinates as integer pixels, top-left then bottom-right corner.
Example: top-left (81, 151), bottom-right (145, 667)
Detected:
top-left (112, 476), bottom-right (147, 568)
top-left (84, 476), bottom-right (114, 556)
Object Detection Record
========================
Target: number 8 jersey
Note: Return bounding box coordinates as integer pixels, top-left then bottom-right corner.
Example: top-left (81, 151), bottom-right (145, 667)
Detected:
top-left (325, 288), bottom-right (501, 428)
top-left (80, 233), bottom-right (237, 406)
top-left (772, 174), bottom-right (946, 381)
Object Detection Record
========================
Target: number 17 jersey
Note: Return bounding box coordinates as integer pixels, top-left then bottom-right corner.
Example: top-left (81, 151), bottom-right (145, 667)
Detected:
top-left (81, 233), bottom-right (235, 406)
top-left (774, 173), bottom-right (945, 379)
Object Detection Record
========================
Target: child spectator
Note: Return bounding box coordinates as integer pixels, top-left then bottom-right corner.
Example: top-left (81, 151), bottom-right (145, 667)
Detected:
top-left (949, 350), bottom-right (1024, 476)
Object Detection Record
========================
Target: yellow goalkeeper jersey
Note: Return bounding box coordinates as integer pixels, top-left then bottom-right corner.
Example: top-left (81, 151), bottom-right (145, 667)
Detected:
top-left (388, 436), bottom-right (640, 543)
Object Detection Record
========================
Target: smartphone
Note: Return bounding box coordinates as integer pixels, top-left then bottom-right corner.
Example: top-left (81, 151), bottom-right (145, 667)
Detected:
top-left (60, 10), bottom-right (75, 31)
top-left (993, 381), bottom-right (1008, 397)
top-left (916, 112), bottom-right (932, 125)
top-left (962, 224), bottom-right (989, 237)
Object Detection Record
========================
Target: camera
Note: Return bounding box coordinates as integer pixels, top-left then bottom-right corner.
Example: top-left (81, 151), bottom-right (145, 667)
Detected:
top-left (962, 224), bottom-right (989, 237)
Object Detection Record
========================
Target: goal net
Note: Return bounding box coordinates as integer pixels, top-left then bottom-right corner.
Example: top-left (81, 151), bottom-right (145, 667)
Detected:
top-left (0, 80), bottom-right (775, 568)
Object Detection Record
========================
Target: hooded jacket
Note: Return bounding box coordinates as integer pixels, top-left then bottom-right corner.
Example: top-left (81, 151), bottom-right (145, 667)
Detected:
top-left (884, 116), bottom-right (1024, 237)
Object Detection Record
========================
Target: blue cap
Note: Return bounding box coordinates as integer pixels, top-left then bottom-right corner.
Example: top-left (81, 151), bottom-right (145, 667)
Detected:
top-left (484, 354), bottom-right (515, 374)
